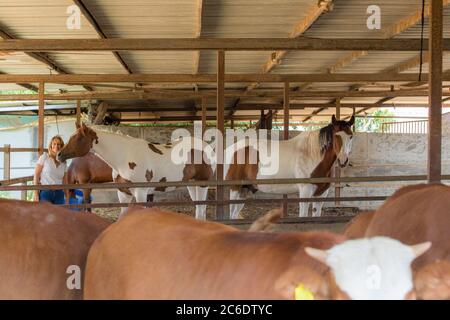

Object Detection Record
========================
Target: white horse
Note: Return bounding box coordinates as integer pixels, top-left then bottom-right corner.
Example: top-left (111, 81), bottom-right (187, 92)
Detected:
top-left (225, 115), bottom-right (354, 218)
top-left (57, 123), bottom-right (214, 220)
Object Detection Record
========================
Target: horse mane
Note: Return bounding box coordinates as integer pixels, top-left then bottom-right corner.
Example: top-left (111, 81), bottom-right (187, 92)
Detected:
top-left (318, 124), bottom-right (333, 155)
top-left (89, 125), bottom-right (137, 140)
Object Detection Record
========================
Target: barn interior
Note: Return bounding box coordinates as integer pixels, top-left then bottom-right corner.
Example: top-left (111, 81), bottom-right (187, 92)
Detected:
top-left (0, 0), bottom-right (449, 222)
top-left (0, 0), bottom-right (449, 125)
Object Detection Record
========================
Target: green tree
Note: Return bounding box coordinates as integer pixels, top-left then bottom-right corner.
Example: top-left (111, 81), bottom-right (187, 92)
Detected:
top-left (355, 109), bottom-right (395, 132)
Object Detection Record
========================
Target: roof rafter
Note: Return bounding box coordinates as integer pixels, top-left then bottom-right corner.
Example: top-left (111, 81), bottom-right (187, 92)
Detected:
top-left (191, 0), bottom-right (204, 116)
top-left (0, 26), bottom-right (93, 92)
top-left (192, 0), bottom-right (204, 75)
top-left (0, 28), bottom-right (38, 92)
top-left (328, 0), bottom-right (450, 75)
top-left (73, 0), bottom-right (133, 75)
top-left (229, 0), bottom-right (334, 117)
top-left (246, 0), bottom-right (334, 92)
top-left (300, 0), bottom-right (450, 121)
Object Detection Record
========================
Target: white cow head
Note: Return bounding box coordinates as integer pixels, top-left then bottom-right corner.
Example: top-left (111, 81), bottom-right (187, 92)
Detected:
top-left (305, 237), bottom-right (431, 300)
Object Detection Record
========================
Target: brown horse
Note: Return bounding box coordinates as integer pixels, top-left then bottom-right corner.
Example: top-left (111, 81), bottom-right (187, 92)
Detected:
top-left (64, 152), bottom-right (113, 210)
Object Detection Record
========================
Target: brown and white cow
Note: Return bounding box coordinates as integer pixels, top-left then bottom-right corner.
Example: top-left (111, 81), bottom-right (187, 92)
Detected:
top-left (84, 208), bottom-right (429, 300)
top-left (0, 198), bottom-right (110, 299)
top-left (225, 115), bottom-right (354, 219)
top-left (343, 183), bottom-right (450, 299)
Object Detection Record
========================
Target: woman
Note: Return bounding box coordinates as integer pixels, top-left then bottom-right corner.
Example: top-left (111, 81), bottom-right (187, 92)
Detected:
top-left (33, 135), bottom-right (68, 204)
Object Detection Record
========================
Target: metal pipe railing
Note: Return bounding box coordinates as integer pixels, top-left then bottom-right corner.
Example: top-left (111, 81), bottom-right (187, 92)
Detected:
top-left (1, 174), bottom-right (449, 190)
top-left (59, 196), bottom-right (387, 210)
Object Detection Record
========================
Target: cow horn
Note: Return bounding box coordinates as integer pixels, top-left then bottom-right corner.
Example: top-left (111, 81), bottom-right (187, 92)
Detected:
top-left (305, 247), bottom-right (329, 264)
top-left (410, 241), bottom-right (432, 258)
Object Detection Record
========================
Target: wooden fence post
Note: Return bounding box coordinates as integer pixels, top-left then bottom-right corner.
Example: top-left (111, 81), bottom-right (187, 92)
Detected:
top-left (3, 144), bottom-right (10, 180)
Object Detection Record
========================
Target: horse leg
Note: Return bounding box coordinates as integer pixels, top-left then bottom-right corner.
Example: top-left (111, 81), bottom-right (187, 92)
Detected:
top-left (187, 186), bottom-right (200, 219)
top-left (230, 188), bottom-right (246, 220)
top-left (195, 187), bottom-right (208, 220)
top-left (298, 184), bottom-right (315, 217)
top-left (117, 190), bottom-right (133, 219)
top-left (312, 188), bottom-right (329, 217)
top-left (133, 188), bottom-right (150, 205)
top-left (83, 188), bottom-right (92, 212)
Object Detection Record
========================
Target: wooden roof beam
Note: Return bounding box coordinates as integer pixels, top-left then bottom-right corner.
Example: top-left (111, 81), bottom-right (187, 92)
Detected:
top-left (328, 0), bottom-right (450, 74)
top-left (298, 0), bottom-right (450, 92)
top-left (0, 27), bottom-right (94, 92)
top-left (0, 29), bottom-right (37, 92)
top-left (0, 73), bottom-right (448, 84)
top-left (1, 38), bottom-right (449, 52)
top-left (0, 87), bottom-right (446, 101)
top-left (231, 1), bottom-right (333, 117)
top-left (244, 0), bottom-right (334, 93)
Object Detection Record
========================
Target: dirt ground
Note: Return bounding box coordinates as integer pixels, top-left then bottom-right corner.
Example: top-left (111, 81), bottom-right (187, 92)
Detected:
top-left (92, 198), bottom-right (356, 234)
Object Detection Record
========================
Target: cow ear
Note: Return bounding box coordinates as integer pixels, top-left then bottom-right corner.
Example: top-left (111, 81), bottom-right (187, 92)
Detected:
top-left (348, 115), bottom-right (355, 126)
top-left (331, 115), bottom-right (337, 125)
top-left (305, 247), bottom-right (329, 265)
top-left (410, 242), bottom-right (431, 258)
top-left (274, 266), bottom-right (328, 300)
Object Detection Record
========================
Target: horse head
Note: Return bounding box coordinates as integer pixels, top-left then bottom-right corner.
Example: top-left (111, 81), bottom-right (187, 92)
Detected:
top-left (57, 122), bottom-right (99, 162)
top-left (330, 114), bottom-right (354, 168)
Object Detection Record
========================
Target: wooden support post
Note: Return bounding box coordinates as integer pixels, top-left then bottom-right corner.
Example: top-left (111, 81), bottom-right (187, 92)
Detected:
top-left (38, 82), bottom-right (45, 155)
top-left (21, 182), bottom-right (27, 200)
top-left (201, 97), bottom-right (207, 134)
top-left (216, 50), bottom-right (226, 219)
top-left (76, 100), bottom-right (81, 126)
top-left (335, 98), bottom-right (341, 205)
top-left (3, 144), bottom-right (10, 180)
top-left (283, 82), bottom-right (289, 217)
top-left (428, 0), bottom-right (443, 183)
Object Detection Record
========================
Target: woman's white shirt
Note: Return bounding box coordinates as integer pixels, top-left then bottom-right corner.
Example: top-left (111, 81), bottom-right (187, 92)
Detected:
top-left (37, 153), bottom-right (67, 185)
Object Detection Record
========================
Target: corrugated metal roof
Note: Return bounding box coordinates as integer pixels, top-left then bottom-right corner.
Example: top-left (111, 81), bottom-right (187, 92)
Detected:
top-left (0, 0), bottom-right (449, 122)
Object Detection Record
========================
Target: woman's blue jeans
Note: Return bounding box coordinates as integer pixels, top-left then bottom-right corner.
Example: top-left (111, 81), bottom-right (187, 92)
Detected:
top-left (39, 190), bottom-right (65, 205)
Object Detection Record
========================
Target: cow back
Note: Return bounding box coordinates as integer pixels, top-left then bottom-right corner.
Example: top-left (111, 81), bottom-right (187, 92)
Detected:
top-left (84, 208), bottom-right (344, 300)
top-left (365, 184), bottom-right (450, 269)
top-left (0, 198), bottom-right (110, 299)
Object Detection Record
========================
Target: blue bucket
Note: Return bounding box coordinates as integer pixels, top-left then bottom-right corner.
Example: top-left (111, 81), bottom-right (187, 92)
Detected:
top-left (69, 189), bottom-right (93, 211)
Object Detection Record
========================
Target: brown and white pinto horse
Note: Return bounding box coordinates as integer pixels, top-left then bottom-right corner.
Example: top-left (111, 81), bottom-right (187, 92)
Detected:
top-left (225, 115), bottom-right (354, 218)
top-left (57, 123), bottom-right (214, 220)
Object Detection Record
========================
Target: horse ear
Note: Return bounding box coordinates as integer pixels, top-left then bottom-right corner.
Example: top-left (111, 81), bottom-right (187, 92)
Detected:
top-left (79, 122), bottom-right (86, 136)
top-left (331, 115), bottom-right (337, 125)
top-left (348, 115), bottom-right (355, 126)
top-left (75, 121), bottom-right (80, 129)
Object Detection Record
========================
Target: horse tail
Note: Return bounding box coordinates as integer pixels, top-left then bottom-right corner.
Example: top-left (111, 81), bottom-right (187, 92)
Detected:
top-left (65, 163), bottom-right (76, 199)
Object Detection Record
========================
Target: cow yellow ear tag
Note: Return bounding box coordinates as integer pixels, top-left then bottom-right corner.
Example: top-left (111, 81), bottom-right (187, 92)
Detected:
top-left (294, 283), bottom-right (314, 300)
